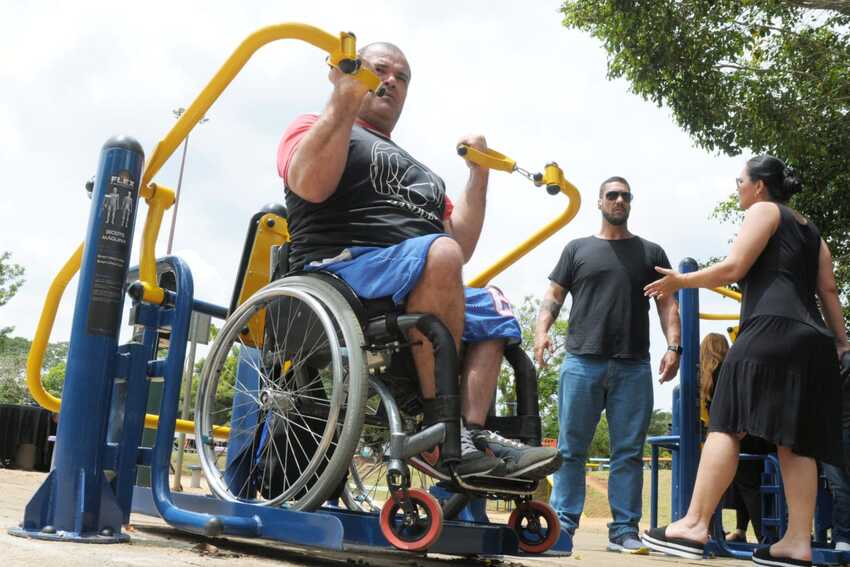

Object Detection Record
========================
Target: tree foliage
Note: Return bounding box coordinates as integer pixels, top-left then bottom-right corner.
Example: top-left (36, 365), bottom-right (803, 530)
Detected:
top-left (562, 1), bottom-right (850, 314)
top-left (0, 335), bottom-right (68, 404)
top-left (0, 251), bottom-right (25, 339)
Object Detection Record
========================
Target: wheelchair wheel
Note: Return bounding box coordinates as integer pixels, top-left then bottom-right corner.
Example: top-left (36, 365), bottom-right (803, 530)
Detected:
top-left (195, 275), bottom-right (368, 510)
top-left (508, 500), bottom-right (561, 554)
top-left (379, 488), bottom-right (443, 552)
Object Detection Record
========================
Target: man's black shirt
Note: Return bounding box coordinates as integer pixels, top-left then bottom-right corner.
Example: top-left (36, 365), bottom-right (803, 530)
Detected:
top-left (285, 123), bottom-right (447, 271)
top-left (549, 235), bottom-right (671, 359)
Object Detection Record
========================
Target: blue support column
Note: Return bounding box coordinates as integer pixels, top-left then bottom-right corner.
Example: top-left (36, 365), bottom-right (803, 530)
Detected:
top-left (10, 136), bottom-right (145, 542)
top-left (676, 258), bottom-right (701, 520)
top-left (671, 385), bottom-right (681, 520)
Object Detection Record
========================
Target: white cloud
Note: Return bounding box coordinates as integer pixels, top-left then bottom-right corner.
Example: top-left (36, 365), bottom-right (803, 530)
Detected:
top-left (1, 1), bottom-right (750, 410)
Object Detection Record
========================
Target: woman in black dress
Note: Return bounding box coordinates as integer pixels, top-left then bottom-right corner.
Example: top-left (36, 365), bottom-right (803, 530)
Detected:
top-left (640, 155), bottom-right (849, 567)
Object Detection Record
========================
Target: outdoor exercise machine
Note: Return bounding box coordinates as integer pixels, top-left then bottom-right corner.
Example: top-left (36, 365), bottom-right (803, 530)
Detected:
top-left (11, 23), bottom-right (581, 556)
top-left (647, 258), bottom-right (845, 564)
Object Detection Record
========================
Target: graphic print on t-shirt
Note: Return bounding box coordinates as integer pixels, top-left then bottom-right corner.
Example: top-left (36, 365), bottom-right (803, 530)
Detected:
top-left (369, 140), bottom-right (445, 224)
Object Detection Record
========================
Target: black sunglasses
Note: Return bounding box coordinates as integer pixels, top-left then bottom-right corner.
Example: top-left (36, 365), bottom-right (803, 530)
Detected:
top-left (604, 190), bottom-right (633, 203)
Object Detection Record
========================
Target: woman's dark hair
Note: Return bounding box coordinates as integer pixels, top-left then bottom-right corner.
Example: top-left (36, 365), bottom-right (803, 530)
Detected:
top-left (746, 154), bottom-right (803, 203)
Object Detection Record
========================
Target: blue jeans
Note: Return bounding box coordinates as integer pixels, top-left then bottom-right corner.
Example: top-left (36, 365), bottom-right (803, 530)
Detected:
top-left (824, 464), bottom-right (850, 544)
top-left (549, 353), bottom-right (653, 540)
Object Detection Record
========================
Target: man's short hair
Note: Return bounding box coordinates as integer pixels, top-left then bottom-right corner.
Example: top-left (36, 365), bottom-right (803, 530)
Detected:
top-left (599, 176), bottom-right (631, 197)
top-left (357, 42), bottom-right (411, 80)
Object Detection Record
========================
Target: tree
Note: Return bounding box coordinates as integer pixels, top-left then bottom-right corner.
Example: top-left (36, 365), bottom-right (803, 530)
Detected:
top-left (497, 296), bottom-right (568, 440)
top-left (0, 251), bottom-right (25, 339)
top-left (561, 1), bottom-right (850, 317)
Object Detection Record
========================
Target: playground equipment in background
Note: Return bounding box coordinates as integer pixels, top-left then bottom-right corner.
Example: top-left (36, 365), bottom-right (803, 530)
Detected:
top-left (647, 258), bottom-right (846, 565)
top-left (12, 23), bottom-right (581, 556)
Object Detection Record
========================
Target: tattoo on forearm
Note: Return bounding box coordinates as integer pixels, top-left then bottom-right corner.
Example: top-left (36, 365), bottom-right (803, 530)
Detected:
top-left (541, 299), bottom-right (563, 318)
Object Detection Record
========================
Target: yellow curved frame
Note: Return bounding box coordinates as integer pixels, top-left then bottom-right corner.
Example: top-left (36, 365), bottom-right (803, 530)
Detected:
top-left (698, 286), bottom-right (742, 321)
top-left (461, 148), bottom-right (582, 287)
top-left (27, 24), bottom-right (382, 438)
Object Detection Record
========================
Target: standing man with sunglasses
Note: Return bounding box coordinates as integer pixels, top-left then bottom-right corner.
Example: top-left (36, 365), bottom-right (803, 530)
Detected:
top-left (533, 176), bottom-right (681, 554)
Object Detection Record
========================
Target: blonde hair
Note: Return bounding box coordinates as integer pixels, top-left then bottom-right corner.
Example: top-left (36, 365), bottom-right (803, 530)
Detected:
top-left (699, 333), bottom-right (729, 410)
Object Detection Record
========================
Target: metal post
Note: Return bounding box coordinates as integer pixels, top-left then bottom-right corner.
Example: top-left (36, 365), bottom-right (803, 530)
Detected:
top-left (11, 136), bottom-right (145, 542)
top-left (677, 258), bottom-right (701, 519)
top-left (171, 333), bottom-right (197, 491)
top-left (165, 107), bottom-right (208, 255)
top-left (165, 135), bottom-right (189, 255)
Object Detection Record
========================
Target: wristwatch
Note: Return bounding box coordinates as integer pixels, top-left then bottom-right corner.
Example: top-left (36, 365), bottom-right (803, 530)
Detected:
top-left (667, 344), bottom-right (683, 355)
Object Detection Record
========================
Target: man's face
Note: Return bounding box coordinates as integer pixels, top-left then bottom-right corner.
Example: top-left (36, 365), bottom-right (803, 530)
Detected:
top-left (598, 181), bottom-right (631, 226)
top-left (358, 46), bottom-right (410, 134)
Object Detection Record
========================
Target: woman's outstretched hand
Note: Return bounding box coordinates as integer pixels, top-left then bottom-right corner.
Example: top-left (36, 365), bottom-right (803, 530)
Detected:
top-left (644, 266), bottom-right (684, 300)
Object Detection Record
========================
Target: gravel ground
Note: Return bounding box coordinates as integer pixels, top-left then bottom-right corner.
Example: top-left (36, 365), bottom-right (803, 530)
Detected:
top-left (0, 469), bottom-right (747, 566)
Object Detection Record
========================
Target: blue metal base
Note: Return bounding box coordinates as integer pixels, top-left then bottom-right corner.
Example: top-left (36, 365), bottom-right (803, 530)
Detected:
top-left (704, 540), bottom-right (848, 565)
top-left (10, 469), bottom-right (127, 543)
top-left (132, 487), bottom-right (529, 556)
top-left (550, 530), bottom-right (573, 554)
top-left (7, 526), bottom-right (129, 543)
top-left (322, 505), bottom-right (519, 555)
top-left (132, 487), bottom-right (344, 550)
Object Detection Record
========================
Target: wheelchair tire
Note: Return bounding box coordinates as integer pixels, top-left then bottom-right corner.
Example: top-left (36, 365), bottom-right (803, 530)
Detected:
top-left (379, 488), bottom-right (443, 552)
top-left (195, 275), bottom-right (368, 510)
top-left (508, 500), bottom-right (561, 554)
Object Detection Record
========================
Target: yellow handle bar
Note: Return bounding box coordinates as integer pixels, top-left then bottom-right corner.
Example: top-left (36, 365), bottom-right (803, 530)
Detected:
top-left (134, 183), bottom-right (176, 304)
top-left (711, 286), bottom-right (742, 302)
top-left (456, 144), bottom-right (516, 172)
top-left (137, 24), bottom-right (382, 304)
top-left (457, 146), bottom-right (582, 287)
top-left (698, 287), bottom-right (742, 322)
top-left (699, 313), bottom-right (740, 321)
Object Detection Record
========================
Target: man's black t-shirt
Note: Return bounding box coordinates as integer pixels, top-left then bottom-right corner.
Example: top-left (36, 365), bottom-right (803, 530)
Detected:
top-left (285, 123), bottom-right (447, 270)
top-left (549, 235), bottom-right (671, 359)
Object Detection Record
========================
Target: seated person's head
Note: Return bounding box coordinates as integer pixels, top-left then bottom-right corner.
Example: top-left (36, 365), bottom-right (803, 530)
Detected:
top-left (356, 42), bottom-right (411, 135)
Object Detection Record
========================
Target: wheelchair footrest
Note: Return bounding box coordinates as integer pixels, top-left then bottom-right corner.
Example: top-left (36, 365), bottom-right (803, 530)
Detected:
top-left (437, 474), bottom-right (538, 499)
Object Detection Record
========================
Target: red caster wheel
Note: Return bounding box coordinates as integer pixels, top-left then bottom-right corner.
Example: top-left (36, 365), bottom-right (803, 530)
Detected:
top-left (508, 500), bottom-right (561, 554)
top-left (379, 488), bottom-right (443, 552)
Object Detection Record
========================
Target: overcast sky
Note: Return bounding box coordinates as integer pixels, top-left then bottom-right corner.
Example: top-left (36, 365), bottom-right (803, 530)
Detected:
top-left (1, 1), bottom-right (747, 410)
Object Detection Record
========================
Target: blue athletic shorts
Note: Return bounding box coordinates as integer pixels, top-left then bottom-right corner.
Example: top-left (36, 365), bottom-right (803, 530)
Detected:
top-left (304, 234), bottom-right (521, 344)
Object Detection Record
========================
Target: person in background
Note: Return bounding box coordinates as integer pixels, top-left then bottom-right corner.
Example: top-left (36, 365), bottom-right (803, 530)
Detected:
top-left (535, 175), bottom-right (682, 554)
top-left (642, 155), bottom-right (847, 567)
top-left (700, 332), bottom-right (766, 544)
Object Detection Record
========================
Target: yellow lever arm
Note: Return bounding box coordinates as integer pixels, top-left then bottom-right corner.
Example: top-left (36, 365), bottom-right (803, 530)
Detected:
top-left (456, 144), bottom-right (517, 173)
top-left (131, 183), bottom-right (176, 304)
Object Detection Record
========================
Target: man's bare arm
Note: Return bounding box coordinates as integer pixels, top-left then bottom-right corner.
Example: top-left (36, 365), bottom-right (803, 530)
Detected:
top-left (287, 70), bottom-right (369, 203)
top-left (534, 282), bottom-right (567, 367)
top-left (444, 135), bottom-right (489, 262)
top-left (655, 293), bottom-right (682, 383)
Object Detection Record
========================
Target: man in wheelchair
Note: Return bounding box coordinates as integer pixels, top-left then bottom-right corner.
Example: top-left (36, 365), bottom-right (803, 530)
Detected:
top-left (275, 42), bottom-right (560, 482)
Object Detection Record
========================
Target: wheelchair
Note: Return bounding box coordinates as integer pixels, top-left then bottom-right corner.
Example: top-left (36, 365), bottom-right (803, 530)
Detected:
top-left (194, 204), bottom-right (560, 552)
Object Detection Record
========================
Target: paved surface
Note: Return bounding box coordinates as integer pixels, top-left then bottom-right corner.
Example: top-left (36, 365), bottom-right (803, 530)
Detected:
top-left (0, 469), bottom-right (751, 566)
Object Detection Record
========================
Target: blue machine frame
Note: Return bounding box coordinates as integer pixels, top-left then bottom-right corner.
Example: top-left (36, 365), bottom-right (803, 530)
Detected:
top-left (646, 258), bottom-right (846, 564)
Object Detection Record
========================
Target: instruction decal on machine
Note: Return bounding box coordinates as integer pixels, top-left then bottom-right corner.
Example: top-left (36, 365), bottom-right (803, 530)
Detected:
top-left (87, 170), bottom-right (136, 336)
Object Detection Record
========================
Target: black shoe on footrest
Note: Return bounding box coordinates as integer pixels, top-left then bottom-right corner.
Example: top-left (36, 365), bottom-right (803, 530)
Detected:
top-left (412, 424), bottom-right (504, 479)
top-left (470, 428), bottom-right (561, 480)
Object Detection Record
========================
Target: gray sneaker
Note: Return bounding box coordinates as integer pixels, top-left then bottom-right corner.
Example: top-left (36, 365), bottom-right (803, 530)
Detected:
top-left (470, 428), bottom-right (562, 480)
top-left (607, 533), bottom-right (650, 554)
top-left (413, 424), bottom-right (505, 479)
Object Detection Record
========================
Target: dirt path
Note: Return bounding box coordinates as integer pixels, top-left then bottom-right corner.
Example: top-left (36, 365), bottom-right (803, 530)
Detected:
top-left (586, 475), bottom-right (609, 497)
